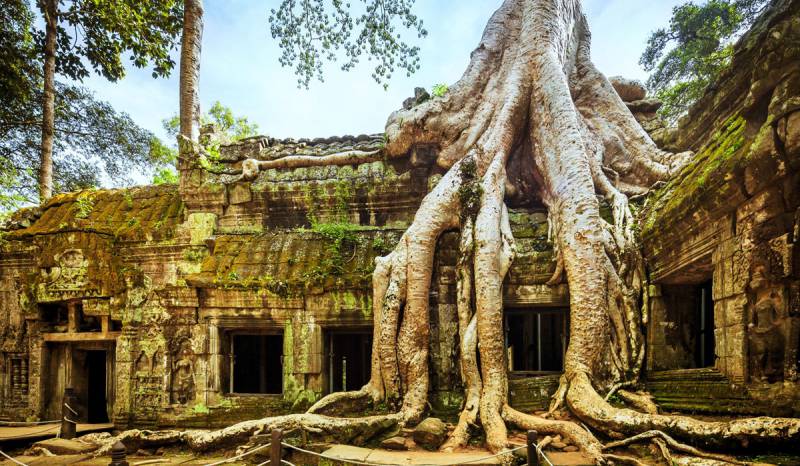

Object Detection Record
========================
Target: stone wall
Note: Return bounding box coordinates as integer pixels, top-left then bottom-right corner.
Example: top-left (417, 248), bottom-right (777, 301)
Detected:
top-left (0, 134), bottom-right (565, 427)
top-left (641, 0), bottom-right (800, 413)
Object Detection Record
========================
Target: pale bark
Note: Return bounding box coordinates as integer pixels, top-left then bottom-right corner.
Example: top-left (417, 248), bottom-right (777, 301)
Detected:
top-left (616, 389), bottom-right (659, 415)
top-left (238, 149), bottom-right (382, 181)
top-left (440, 217), bottom-right (480, 452)
top-left (39, 0), bottom-right (57, 203)
top-left (604, 430), bottom-right (745, 465)
top-left (93, 413), bottom-right (400, 456)
top-left (179, 0), bottom-right (203, 143)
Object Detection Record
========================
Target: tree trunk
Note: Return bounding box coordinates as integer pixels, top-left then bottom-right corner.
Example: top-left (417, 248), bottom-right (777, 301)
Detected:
top-left (39, 0), bottom-right (57, 203)
top-left (179, 0), bottom-right (203, 144)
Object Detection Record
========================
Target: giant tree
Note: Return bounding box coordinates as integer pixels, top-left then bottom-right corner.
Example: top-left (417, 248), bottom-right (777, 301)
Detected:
top-left (102, 0), bottom-right (800, 463)
top-left (35, 0), bottom-right (182, 202)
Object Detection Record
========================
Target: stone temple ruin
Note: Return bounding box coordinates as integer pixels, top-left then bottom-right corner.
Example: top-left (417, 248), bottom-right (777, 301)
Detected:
top-left (0, 0), bottom-right (798, 437)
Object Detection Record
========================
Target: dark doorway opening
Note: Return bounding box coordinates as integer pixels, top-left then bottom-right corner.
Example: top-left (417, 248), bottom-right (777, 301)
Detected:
top-left (232, 334), bottom-right (283, 394)
top-left (660, 279), bottom-right (716, 370)
top-left (328, 332), bottom-right (372, 393)
top-left (696, 280), bottom-right (715, 368)
top-left (85, 350), bottom-right (108, 423)
top-left (505, 308), bottom-right (568, 374)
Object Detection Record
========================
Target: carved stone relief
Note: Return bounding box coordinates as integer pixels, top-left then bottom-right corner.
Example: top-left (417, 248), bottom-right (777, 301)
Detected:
top-left (169, 338), bottom-right (196, 405)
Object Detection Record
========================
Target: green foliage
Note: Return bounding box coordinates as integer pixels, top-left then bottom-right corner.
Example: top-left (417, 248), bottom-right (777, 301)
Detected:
top-left (640, 0), bottom-right (768, 122)
top-left (268, 0), bottom-right (427, 88)
top-left (0, 0), bottom-right (180, 213)
top-left (45, 0), bottom-right (182, 82)
top-left (161, 101), bottom-right (259, 174)
top-left (206, 101), bottom-right (259, 140)
top-left (431, 83), bottom-right (448, 97)
top-left (306, 221), bottom-right (362, 279)
top-left (152, 167), bottom-right (179, 185)
top-left (164, 101), bottom-right (259, 143)
top-left (457, 157), bottom-right (482, 221)
top-left (191, 402), bottom-right (210, 415)
top-left (372, 236), bottom-right (391, 255)
top-left (0, 0), bottom-right (38, 121)
top-left (73, 191), bottom-right (95, 219)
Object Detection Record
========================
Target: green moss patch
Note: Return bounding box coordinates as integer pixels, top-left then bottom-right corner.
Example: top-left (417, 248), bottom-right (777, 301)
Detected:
top-left (5, 184), bottom-right (184, 242)
top-left (640, 115), bottom-right (748, 239)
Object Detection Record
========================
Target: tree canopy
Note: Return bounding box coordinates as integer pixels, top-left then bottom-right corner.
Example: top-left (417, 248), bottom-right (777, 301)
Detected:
top-left (0, 81), bottom-right (175, 209)
top-left (269, 0), bottom-right (427, 88)
top-left (42, 0), bottom-right (183, 83)
top-left (640, 0), bottom-right (768, 122)
top-left (0, 0), bottom-right (181, 210)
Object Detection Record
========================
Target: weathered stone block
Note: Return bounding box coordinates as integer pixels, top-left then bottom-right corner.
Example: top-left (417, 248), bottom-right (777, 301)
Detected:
top-left (33, 438), bottom-right (97, 454)
top-left (228, 183), bottom-right (253, 205)
top-left (412, 417), bottom-right (447, 450)
top-left (724, 294), bottom-right (748, 327)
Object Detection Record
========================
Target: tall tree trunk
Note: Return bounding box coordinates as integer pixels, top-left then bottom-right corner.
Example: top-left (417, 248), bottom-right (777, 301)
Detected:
top-left (39, 0), bottom-right (57, 203)
top-left (179, 0), bottom-right (203, 145)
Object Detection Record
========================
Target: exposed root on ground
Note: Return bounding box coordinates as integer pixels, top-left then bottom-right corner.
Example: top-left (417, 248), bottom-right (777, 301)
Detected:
top-left (616, 390), bottom-right (659, 415)
top-left (93, 413), bottom-right (400, 456)
top-left (604, 430), bottom-right (745, 465)
top-left (503, 405), bottom-right (605, 463)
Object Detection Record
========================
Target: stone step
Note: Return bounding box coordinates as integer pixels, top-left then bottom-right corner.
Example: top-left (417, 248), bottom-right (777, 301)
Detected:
top-left (32, 438), bottom-right (97, 455)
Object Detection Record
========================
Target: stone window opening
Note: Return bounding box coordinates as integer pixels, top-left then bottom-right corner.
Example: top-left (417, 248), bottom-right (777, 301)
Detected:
top-left (77, 307), bottom-right (101, 332)
top-left (325, 330), bottom-right (372, 394)
top-left (4, 354), bottom-right (29, 407)
top-left (39, 302), bottom-right (69, 332)
top-left (227, 333), bottom-right (283, 395)
top-left (39, 301), bottom-right (103, 333)
top-left (504, 307), bottom-right (569, 375)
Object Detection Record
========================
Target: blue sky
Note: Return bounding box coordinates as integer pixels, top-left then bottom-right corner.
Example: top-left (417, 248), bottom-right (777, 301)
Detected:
top-left (77, 0), bottom-right (684, 143)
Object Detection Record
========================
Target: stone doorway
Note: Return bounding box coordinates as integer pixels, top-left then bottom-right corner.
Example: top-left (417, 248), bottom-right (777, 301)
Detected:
top-left (85, 350), bottom-right (108, 423)
top-left (659, 280), bottom-right (716, 369)
top-left (231, 334), bottom-right (283, 394)
top-left (504, 307), bottom-right (569, 374)
top-left (695, 280), bottom-right (715, 368)
top-left (43, 342), bottom-right (114, 423)
top-left (327, 331), bottom-right (372, 393)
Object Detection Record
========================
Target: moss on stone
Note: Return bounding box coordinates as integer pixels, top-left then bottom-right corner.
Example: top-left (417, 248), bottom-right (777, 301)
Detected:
top-left (640, 115), bottom-right (748, 239)
top-left (5, 184), bottom-right (184, 242)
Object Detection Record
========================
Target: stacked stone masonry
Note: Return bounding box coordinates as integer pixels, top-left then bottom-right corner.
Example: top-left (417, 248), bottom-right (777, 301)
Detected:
top-left (641, 0), bottom-right (800, 415)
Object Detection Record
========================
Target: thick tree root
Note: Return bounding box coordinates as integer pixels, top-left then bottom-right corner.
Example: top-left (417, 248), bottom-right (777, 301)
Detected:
top-left (92, 413), bottom-right (400, 456)
top-left (567, 372), bottom-right (800, 450)
top-left (615, 390), bottom-right (659, 415)
top-left (306, 388), bottom-right (376, 416)
top-left (503, 405), bottom-right (605, 463)
top-left (440, 217), bottom-right (481, 452)
top-left (604, 430), bottom-right (745, 465)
